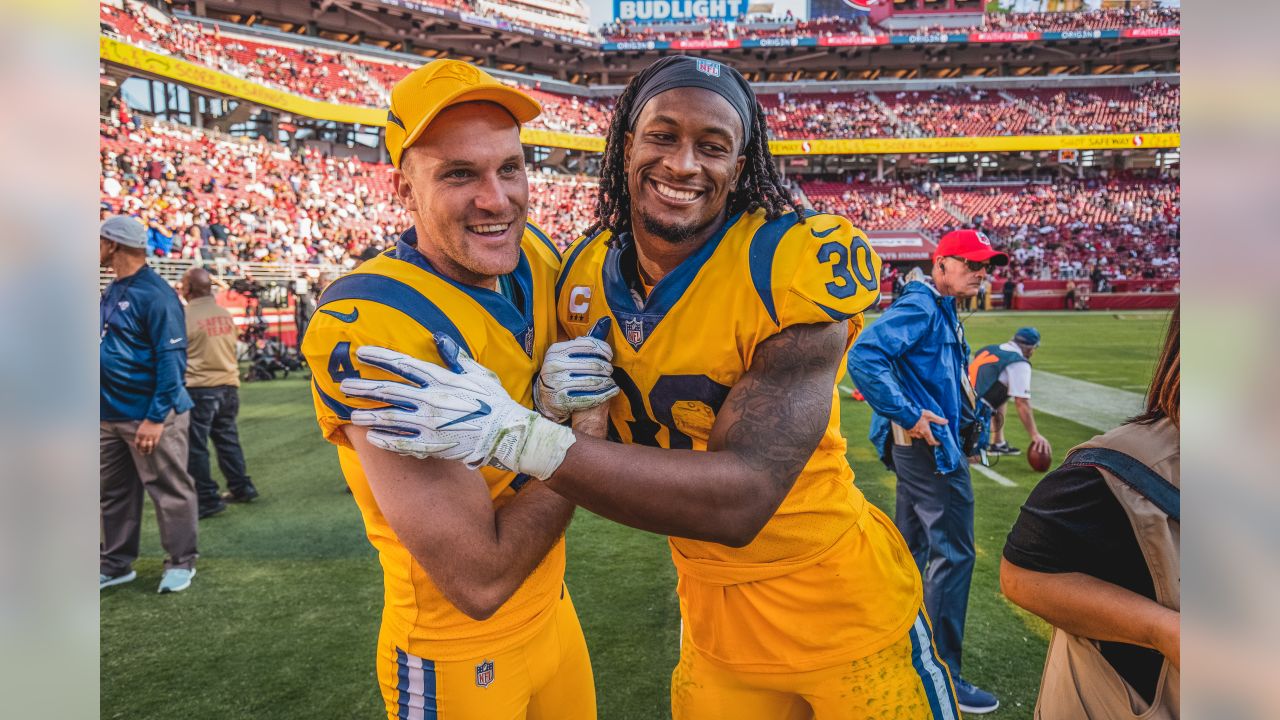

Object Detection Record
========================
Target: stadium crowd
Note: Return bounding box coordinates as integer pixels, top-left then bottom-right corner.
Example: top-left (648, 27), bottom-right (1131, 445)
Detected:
top-left (101, 0), bottom-right (609, 134)
top-left (602, 7), bottom-right (1178, 41)
top-left (966, 7), bottom-right (1180, 33)
top-left (99, 115), bottom-right (599, 268)
top-left (793, 83), bottom-right (1179, 139)
top-left (99, 106), bottom-right (1178, 288)
top-left (806, 175), bottom-right (1180, 284)
top-left (101, 2), bottom-right (1179, 139)
top-left (1014, 83), bottom-right (1180, 135)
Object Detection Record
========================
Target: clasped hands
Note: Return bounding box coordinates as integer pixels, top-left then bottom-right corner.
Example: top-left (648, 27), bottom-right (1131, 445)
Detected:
top-left (339, 319), bottom-right (617, 479)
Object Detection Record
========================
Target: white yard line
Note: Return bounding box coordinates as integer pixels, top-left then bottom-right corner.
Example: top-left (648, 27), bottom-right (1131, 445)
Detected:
top-left (972, 462), bottom-right (1017, 487)
top-left (1033, 371), bottom-right (1145, 432)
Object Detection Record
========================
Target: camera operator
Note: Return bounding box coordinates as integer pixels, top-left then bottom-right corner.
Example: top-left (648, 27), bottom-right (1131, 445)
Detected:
top-left (293, 270), bottom-right (333, 346)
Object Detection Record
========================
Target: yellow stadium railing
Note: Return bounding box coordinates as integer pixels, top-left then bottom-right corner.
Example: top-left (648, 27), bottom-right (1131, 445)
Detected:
top-left (102, 35), bottom-right (1179, 156)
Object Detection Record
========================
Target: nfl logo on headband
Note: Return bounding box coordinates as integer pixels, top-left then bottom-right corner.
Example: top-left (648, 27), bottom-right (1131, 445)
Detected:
top-left (696, 59), bottom-right (721, 77)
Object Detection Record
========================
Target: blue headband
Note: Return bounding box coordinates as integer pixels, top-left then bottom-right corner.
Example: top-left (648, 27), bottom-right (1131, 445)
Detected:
top-left (626, 56), bottom-right (755, 149)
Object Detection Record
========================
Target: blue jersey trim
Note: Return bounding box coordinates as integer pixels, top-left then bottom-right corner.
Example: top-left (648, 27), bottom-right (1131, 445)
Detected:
top-left (602, 212), bottom-right (741, 350)
top-left (318, 271), bottom-right (472, 356)
top-left (746, 211), bottom-right (807, 326)
top-left (525, 221), bottom-right (561, 260)
top-left (391, 228), bottom-right (534, 356)
top-left (313, 381), bottom-right (357, 420)
top-left (555, 232), bottom-right (601, 302)
top-left (814, 299), bottom-right (858, 321)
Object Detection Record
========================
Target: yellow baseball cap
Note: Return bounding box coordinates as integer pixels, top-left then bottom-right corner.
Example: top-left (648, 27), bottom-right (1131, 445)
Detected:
top-left (385, 59), bottom-right (541, 168)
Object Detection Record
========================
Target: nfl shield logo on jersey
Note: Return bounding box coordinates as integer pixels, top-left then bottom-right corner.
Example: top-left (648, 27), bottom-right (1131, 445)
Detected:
top-left (624, 317), bottom-right (645, 346)
top-left (475, 659), bottom-right (494, 688)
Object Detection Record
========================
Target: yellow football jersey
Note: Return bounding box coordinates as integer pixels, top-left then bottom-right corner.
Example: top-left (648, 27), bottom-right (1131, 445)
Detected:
top-left (302, 224), bottom-right (564, 662)
top-left (557, 209), bottom-right (922, 672)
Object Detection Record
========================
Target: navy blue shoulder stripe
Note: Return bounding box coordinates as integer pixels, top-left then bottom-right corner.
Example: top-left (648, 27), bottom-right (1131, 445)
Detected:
top-left (747, 212), bottom-right (806, 326)
top-left (318, 273), bottom-right (471, 356)
top-left (314, 381), bottom-right (357, 420)
top-left (555, 232), bottom-right (603, 302)
top-left (525, 223), bottom-right (561, 261)
top-left (813, 301), bottom-right (855, 322)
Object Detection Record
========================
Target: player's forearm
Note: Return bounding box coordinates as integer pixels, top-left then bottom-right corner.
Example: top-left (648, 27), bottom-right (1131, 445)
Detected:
top-left (1000, 558), bottom-right (1177, 657)
top-left (407, 483), bottom-right (573, 621)
top-left (1015, 397), bottom-right (1039, 436)
top-left (546, 439), bottom-right (774, 547)
top-left (471, 482), bottom-right (575, 614)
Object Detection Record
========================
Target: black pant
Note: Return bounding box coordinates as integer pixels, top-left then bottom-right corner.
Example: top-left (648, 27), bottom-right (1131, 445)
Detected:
top-left (187, 385), bottom-right (253, 506)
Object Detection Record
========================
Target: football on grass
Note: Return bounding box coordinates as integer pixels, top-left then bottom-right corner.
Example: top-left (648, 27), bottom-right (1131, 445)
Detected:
top-left (1028, 442), bottom-right (1053, 472)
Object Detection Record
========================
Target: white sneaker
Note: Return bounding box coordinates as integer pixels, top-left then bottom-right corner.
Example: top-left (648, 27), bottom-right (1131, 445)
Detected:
top-left (100, 570), bottom-right (137, 591)
top-left (157, 567), bottom-right (196, 594)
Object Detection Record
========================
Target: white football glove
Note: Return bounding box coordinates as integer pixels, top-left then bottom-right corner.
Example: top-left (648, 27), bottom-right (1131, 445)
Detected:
top-left (340, 336), bottom-right (575, 480)
top-left (535, 317), bottom-right (619, 423)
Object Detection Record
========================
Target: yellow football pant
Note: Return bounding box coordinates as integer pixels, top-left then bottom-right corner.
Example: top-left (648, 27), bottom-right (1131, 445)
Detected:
top-left (671, 609), bottom-right (959, 720)
top-left (376, 587), bottom-right (596, 720)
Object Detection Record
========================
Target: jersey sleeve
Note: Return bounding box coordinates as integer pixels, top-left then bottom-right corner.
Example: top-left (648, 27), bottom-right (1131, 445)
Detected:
top-left (773, 214), bottom-right (883, 333)
top-left (524, 221), bottom-right (563, 266)
top-left (300, 290), bottom-right (452, 449)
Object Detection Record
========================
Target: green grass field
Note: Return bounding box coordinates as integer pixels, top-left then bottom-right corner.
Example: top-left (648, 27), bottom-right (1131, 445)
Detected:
top-left (101, 310), bottom-right (1171, 719)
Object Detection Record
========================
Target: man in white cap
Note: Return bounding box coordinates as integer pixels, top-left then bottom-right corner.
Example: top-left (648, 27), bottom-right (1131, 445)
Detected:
top-left (99, 215), bottom-right (200, 594)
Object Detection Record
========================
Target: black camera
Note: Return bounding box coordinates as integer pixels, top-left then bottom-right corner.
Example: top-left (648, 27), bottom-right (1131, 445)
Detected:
top-left (230, 278), bottom-right (263, 297)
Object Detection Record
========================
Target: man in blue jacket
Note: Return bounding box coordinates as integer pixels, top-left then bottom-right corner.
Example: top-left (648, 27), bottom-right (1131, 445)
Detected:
top-left (99, 216), bottom-right (200, 594)
top-left (848, 229), bottom-right (1008, 715)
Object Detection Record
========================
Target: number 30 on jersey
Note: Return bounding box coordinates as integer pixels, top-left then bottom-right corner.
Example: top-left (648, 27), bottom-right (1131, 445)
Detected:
top-left (818, 235), bottom-right (878, 300)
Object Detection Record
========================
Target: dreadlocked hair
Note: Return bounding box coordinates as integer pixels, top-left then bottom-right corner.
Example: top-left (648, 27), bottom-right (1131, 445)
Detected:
top-left (582, 77), bottom-right (806, 245)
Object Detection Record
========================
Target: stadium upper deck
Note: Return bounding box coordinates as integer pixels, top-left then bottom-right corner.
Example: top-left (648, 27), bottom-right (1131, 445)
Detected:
top-left (99, 1), bottom-right (1179, 289)
top-left (138, 0), bottom-right (1177, 82)
top-left (102, 1), bottom-right (1179, 146)
top-left (602, 8), bottom-right (1180, 42)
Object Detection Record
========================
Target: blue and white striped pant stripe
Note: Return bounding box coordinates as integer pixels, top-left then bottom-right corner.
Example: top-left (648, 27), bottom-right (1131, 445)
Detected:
top-left (908, 611), bottom-right (959, 720)
top-left (395, 647), bottom-right (439, 720)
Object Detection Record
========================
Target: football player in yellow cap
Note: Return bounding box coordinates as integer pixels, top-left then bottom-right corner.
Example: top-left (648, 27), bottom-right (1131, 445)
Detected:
top-left (301, 58), bottom-right (611, 720)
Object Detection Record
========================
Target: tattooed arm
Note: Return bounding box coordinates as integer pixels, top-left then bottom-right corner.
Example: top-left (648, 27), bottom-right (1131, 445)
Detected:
top-left (545, 322), bottom-right (845, 547)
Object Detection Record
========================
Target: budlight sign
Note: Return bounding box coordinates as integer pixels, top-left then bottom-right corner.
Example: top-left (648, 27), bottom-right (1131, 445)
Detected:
top-left (615, 0), bottom-right (747, 22)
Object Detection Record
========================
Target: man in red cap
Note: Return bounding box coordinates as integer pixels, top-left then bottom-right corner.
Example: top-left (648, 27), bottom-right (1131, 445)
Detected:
top-left (847, 229), bottom-right (1009, 714)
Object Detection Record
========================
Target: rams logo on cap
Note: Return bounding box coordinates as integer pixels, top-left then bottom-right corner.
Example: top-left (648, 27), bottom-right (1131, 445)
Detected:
top-left (427, 62), bottom-right (480, 89)
top-left (696, 59), bottom-right (721, 77)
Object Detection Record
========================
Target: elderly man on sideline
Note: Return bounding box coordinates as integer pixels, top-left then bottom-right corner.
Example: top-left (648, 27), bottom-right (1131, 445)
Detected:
top-left (180, 267), bottom-right (257, 519)
top-left (99, 216), bottom-right (199, 594)
top-left (848, 228), bottom-right (1009, 714)
top-left (970, 327), bottom-right (1049, 458)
